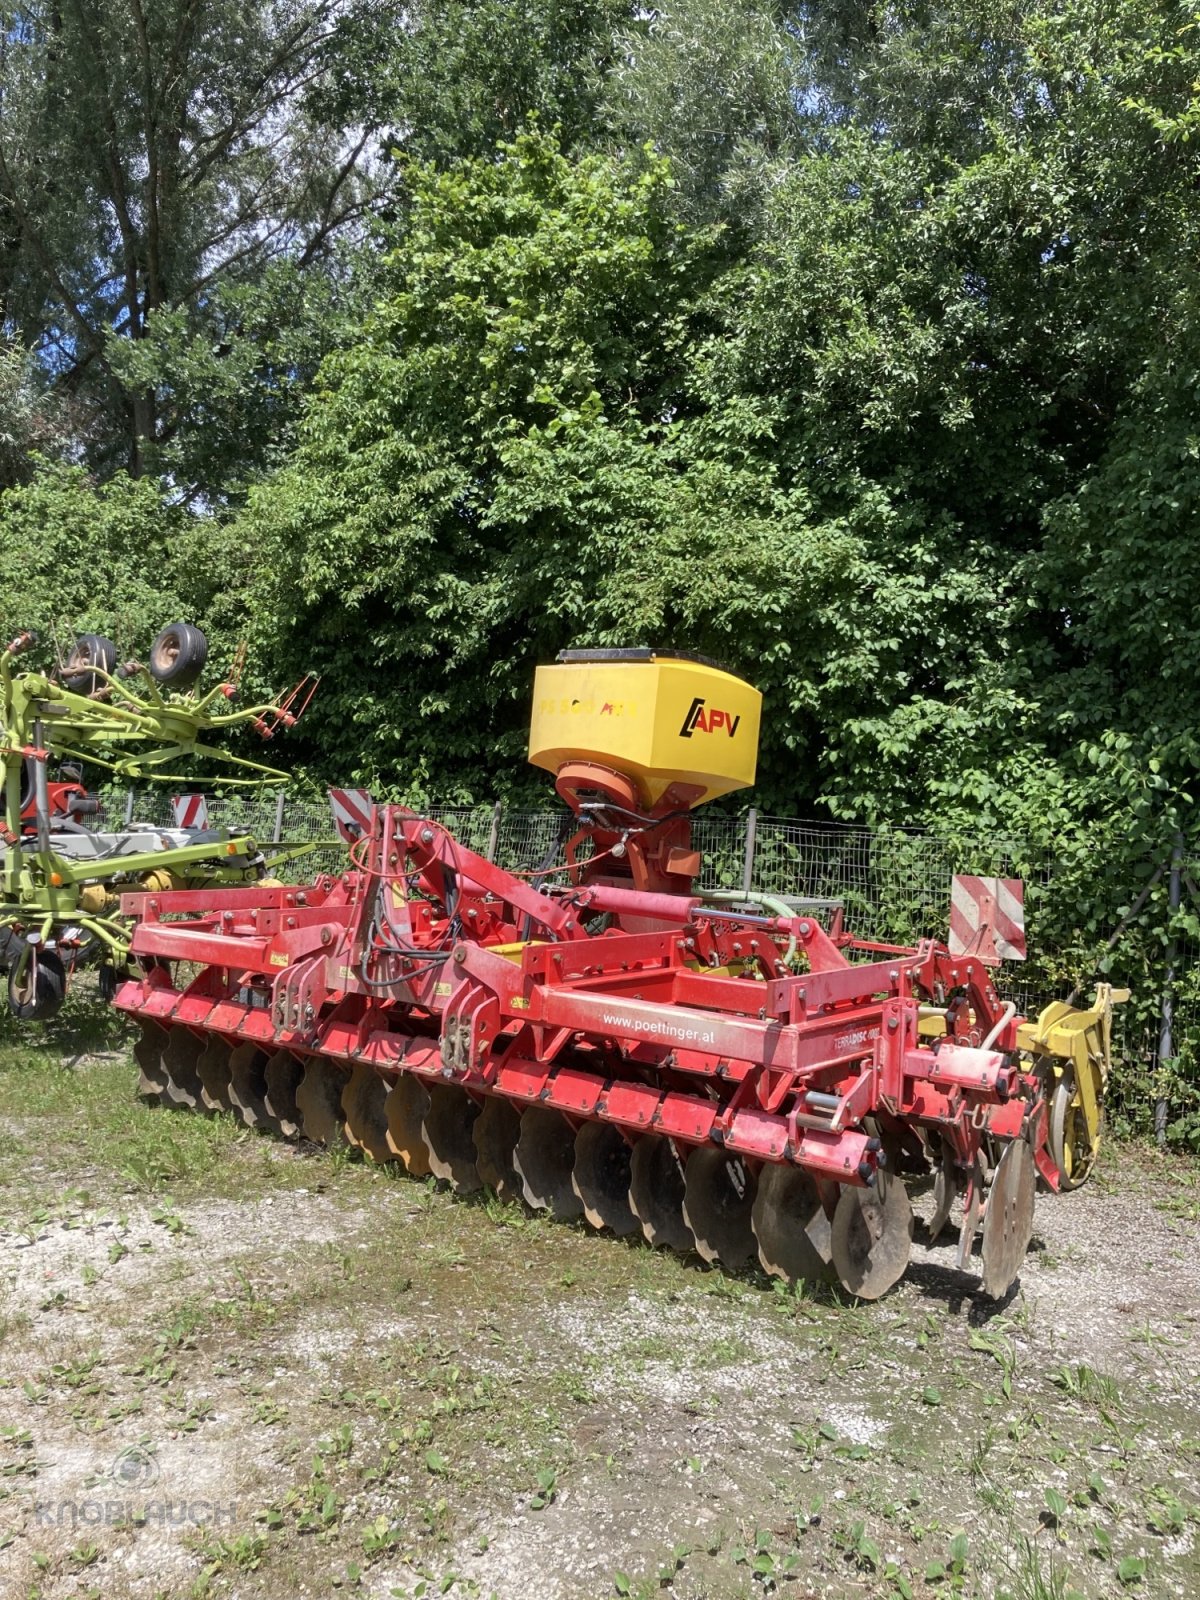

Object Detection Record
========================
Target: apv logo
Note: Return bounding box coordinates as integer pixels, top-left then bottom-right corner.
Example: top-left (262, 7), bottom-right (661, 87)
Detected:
top-left (679, 697), bottom-right (741, 739)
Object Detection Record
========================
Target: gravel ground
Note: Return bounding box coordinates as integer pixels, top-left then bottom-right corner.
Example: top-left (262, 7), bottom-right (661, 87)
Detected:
top-left (0, 1049), bottom-right (1197, 1600)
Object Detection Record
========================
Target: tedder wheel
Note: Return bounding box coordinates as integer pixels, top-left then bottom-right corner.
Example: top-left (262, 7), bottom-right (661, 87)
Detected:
top-left (7, 947), bottom-right (67, 1021)
top-left (61, 633), bottom-right (117, 694)
top-left (97, 964), bottom-right (127, 1004)
top-left (1049, 1070), bottom-right (1100, 1191)
top-left (148, 622), bottom-right (208, 689)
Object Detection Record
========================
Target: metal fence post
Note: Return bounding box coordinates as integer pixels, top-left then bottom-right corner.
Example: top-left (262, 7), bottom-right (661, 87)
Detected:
top-left (486, 800), bottom-right (503, 863)
top-left (1156, 833), bottom-right (1183, 1146)
top-left (123, 786), bottom-right (135, 827)
top-left (741, 807), bottom-right (758, 897)
top-left (273, 789), bottom-right (286, 844)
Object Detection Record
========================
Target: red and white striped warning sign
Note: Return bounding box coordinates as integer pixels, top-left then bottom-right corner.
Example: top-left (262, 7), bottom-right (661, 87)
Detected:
top-left (949, 875), bottom-right (1026, 964)
top-left (171, 793), bottom-right (208, 830)
top-left (329, 787), bottom-right (375, 843)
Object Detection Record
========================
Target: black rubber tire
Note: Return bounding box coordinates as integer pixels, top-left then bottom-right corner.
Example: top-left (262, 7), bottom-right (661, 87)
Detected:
top-left (97, 964), bottom-right (127, 1004)
top-left (61, 633), bottom-right (117, 694)
top-left (0, 926), bottom-right (21, 973)
top-left (7, 947), bottom-right (67, 1021)
top-left (148, 622), bottom-right (208, 689)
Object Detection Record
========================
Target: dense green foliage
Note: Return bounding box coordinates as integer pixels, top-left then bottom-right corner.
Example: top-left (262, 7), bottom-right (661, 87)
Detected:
top-left (3, 0), bottom-right (1200, 1136)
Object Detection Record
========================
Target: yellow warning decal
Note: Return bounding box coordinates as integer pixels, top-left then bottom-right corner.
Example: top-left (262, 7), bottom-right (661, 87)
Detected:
top-left (510, 995), bottom-right (530, 1010)
top-left (269, 952), bottom-right (289, 968)
top-left (434, 981), bottom-right (453, 997)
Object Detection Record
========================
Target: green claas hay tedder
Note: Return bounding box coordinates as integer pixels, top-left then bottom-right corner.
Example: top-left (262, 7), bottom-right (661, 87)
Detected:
top-left (0, 624), bottom-right (315, 1019)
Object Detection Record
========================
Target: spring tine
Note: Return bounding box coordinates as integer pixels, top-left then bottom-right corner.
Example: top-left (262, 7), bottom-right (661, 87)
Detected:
top-left (263, 1049), bottom-right (304, 1139)
top-left (682, 1145), bottom-right (757, 1269)
top-left (472, 1095), bottom-right (523, 1203)
top-left (572, 1121), bottom-right (637, 1234)
top-left (628, 1136), bottom-right (695, 1254)
top-left (342, 1062), bottom-right (392, 1163)
top-left (956, 1154), bottom-right (984, 1270)
top-left (295, 1056), bottom-right (347, 1145)
top-left (384, 1075), bottom-right (433, 1177)
top-left (927, 1136), bottom-right (957, 1244)
top-left (513, 1107), bottom-right (583, 1220)
top-left (422, 1084), bottom-right (482, 1192)
top-left (195, 1037), bottom-right (234, 1114)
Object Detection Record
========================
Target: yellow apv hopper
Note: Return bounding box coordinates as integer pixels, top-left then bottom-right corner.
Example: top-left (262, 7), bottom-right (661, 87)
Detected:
top-left (528, 649), bottom-right (761, 811)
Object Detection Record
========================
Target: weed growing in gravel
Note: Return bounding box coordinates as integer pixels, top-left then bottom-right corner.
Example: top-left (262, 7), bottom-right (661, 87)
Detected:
top-left (1049, 1362), bottom-right (1120, 1405)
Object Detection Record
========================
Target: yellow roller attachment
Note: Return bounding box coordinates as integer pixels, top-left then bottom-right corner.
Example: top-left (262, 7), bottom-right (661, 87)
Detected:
top-left (1017, 983), bottom-right (1129, 1189)
top-left (528, 651), bottom-right (761, 808)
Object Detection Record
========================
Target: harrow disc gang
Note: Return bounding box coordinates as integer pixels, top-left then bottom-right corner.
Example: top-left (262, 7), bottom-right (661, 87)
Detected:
top-left (108, 775), bottom-right (1115, 1302)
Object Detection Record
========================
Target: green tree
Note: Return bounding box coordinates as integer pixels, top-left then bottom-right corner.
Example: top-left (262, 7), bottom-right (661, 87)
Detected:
top-left (0, 459), bottom-right (189, 652)
top-left (0, 0), bottom-right (386, 481)
top-left (324, 0), bottom-right (634, 166)
top-left (232, 129), bottom-right (703, 796)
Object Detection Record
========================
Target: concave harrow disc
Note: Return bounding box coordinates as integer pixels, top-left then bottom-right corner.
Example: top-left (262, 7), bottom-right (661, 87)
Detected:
top-left (161, 1027), bottom-right (204, 1110)
top-left (384, 1075), bottom-right (433, 1176)
top-left (515, 1107), bottom-right (584, 1219)
top-left (422, 1084), bottom-right (481, 1192)
top-left (263, 1049), bottom-right (304, 1138)
top-left (628, 1136), bottom-right (694, 1253)
top-left (683, 1146), bottom-right (757, 1269)
top-left (134, 1020), bottom-right (171, 1102)
top-left (195, 1037), bottom-right (234, 1114)
top-left (472, 1095), bottom-right (523, 1203)
top-left (572, 1121), bottom-right (638, 1235)
top-left (830, 1171), bottom-right (914, 1300)
top-left (295, 1057), bottom-right (347, 1145)
top-left (228, 1044), bottom-right (270, 1129)
top-left (752, 1164), bottom-right (837, 1285)
top-left (343, 1062), bottom-right (392, 1163)
top-left (980, 1137), bottom-right (1036, 1297)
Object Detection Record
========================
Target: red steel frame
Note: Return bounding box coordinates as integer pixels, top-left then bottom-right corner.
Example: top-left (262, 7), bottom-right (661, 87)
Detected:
top-left (113, 807), bottom-right (1056, 1194)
